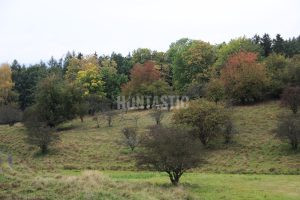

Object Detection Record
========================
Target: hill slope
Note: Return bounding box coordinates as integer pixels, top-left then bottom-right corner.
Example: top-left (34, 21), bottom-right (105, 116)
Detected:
top-left (0, 101), bottom-right (299, 199)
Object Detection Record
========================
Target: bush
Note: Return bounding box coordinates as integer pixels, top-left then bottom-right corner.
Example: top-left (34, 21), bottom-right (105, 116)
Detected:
top-left (276, 113), bottom-right (300, 150)
top-left (121, 127), bottom-right (139, 151)
top-left (0, 105), bottom-right (22, 126)
top-left (220, 51), bottom-right (269, 104)
top-left (281, 86), bottom-right (300, 114)
top-left (136, 125), bottom-right (203, 185)
top-left (173, 99), bottom-right (229, 146)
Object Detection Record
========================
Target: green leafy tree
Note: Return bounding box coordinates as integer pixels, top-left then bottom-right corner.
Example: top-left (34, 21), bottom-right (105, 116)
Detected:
top-left (264, 53), bottom-right (288, 97)
top-left (23, 75), bottom-right (82, 153)
top-left (23, 106), bottom-right (59, 154)
top-left (132, 48), bottom-right (152, 64)
top-left (27, 74), bottom-right (81, 128)
top-left (172, 40), bottom-right (215, 92)
top-left (166, 38), bottom-right (192, 63)
top-left (173, 99), bottom-right (229, 145)
top-left (111, 52), bottom-right (133, 76)
top-left (100, 59), bottom-right (128, 102)
top-left (284, 54), bottom-right (300, 86)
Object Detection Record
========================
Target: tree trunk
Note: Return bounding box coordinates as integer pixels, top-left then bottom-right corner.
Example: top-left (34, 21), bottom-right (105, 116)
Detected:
top-left (199, 134), bottom-right (208, 146)
top-left (167, 171), bottom-right (181, 186)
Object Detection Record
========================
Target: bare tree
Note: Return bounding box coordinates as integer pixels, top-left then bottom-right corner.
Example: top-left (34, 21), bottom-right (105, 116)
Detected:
top-left (276, 113), bottom-right (300, 150)
top-left (281, 86), bottom-right (300, 114)
top-left (103, 111), bottom-right (118, 127)
top-left (150, 109), bottom-right (165, 125)
top-left (121, 127), bottom-right (139, 151)
top-left (222, 119), bottom-right (236, 144)
top-left (136, 125), bottom-right (203, 186)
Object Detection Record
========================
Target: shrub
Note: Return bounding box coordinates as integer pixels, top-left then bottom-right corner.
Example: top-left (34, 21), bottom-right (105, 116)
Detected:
top-left (281, 86), bottom-right (300, 114)
top-left (173, 99), bottom-right (228, 146)
top-left (121, 127), bottom-right (139, 151)
top-left (276, 113), bottom-right (300, 150)
top-left (0, 105), bottom-right (22, 126)
top-left (220, 51), bottom-right (269, 104)
top-left (136, 125), bottom-right (203, 185)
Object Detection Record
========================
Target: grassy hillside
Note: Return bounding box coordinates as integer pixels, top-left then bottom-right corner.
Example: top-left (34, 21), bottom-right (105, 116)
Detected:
top-left (0, 101), bottom-right (299, 199)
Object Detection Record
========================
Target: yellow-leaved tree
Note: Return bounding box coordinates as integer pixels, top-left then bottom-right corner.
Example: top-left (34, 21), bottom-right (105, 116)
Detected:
top-left (65, 56), bottom-right (105, 97)
top-left (0, 63), bottom-right (14, 105)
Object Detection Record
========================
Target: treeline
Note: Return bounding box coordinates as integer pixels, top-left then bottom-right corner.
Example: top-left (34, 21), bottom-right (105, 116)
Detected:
top-left (0, 34), bottom-right (300, 110)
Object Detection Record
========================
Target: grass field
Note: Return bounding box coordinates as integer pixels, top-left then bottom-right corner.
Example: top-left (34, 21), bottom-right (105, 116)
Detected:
top-left (0, 101), bottom-right (299, 199)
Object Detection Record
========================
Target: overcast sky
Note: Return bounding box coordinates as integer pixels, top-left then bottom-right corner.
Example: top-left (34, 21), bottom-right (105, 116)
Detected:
top-left (0, 0), bottom-right (299, 64)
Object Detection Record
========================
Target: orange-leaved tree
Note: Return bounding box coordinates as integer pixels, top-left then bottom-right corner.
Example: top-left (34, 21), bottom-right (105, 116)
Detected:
top-left (220, 51), bottom-right (269, 104)
top-left (122, 61), bottom-right (170, 109)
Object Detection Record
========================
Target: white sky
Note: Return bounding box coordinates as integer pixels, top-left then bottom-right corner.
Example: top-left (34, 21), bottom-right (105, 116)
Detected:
top-left (0, 0), bottom-right (299, 64)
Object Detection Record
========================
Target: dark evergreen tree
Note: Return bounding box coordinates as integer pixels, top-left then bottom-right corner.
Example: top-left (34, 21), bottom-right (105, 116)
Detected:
top-left (252, 34), bottom-right (261, 44)
top-left (11, 63), bottom-right (48, 110)
top-left (260, 33), bottom-right (273, 57)
top-left (48, 56), bottom-right (63, 76)
top-left (273, 34), bottom-right (285, 54)
top-left (284, 36), bottom-right (300, 57)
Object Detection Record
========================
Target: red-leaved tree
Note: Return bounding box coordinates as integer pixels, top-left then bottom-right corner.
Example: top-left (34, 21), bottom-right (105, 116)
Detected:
top-left (221, 51), bottom-right (269, 104)
top-left (122, 61), bottom-right (170, 109)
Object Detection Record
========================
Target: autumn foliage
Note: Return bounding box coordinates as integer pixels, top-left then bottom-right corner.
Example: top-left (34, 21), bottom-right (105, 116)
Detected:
top-left (0, 63), bottom-right (14, 105)
top-left (122, 61), bottom-right (161, 96)
top-left (221, 51), bottom-right (269, 104)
